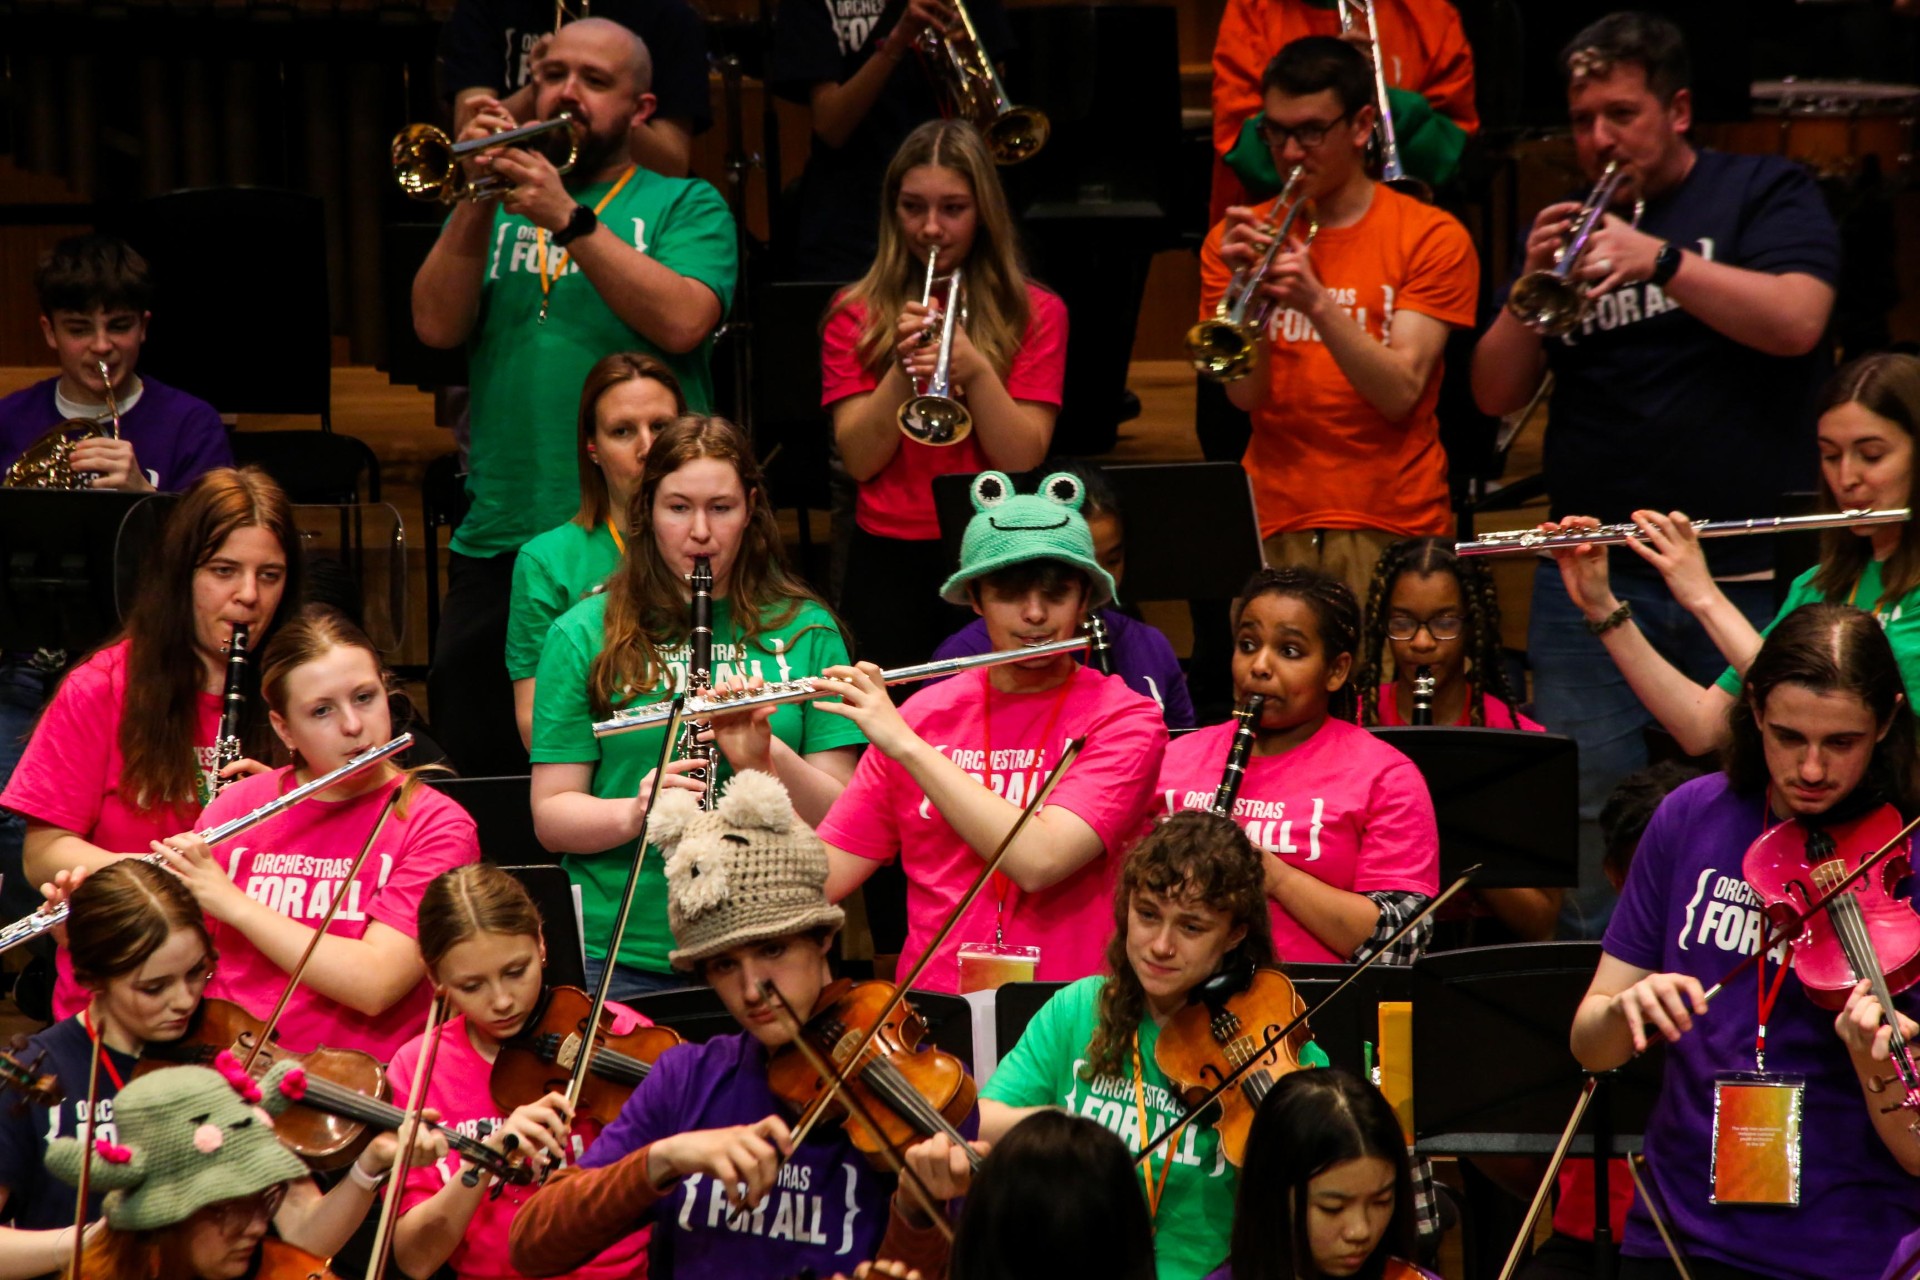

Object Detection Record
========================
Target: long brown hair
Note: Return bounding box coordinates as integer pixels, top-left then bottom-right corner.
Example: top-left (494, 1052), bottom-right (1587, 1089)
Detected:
top-left (834, 120), bottom-right (1038, 383)
top-left (258, 605), bottom-right (437, 817)
top-left (68, 860), bottom-right (210, 989)
top-left (418, 864), bottom-right (543, 972)
top-left (572, 352), bottom-right (688, 531)
top-left (586, 416), bottom-right (833, 719)
top-left (1085, 812), bottom-right (1277, 1081)
top-left (118, 467), bottom-right (301, 813)
top-left (1810, 353), bottom-right (1920, 609)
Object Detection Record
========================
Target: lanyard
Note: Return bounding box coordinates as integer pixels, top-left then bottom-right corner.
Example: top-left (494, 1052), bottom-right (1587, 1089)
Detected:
top-left (81, 1007), bottom-right (127, 1092)
top-left (605, 518), bottom-right (625, 556)
top-left (536, 166), bottom-right (637, 322)
top-left (980, 668), bottom-right (1074, 942)
top-left (1754, 797), bottom-right (1794, 1071)
top-left (1131, 1033), bottom-right (1173, 1225)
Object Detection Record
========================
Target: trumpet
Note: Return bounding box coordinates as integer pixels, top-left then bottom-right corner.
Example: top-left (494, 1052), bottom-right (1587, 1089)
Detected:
top-left (1185, 165), bottom-right (1318, 383)
top-left (4, 360), bottom-right (121, 490)
top-left (593, 638), bottom-right (1090, 738)
top-left (920, 0), bottom-right (1049, 164)
top-left (391, 112), bottom-right (581, 204)
top-left (1506, 160), bottom-right (1640, 337)
top-left (900, 248), bottom-right (973, 447)
top-left (1456, 508), bottom-right (1910, 557)
top-left (1338, 0), bottom-right (1431, 201)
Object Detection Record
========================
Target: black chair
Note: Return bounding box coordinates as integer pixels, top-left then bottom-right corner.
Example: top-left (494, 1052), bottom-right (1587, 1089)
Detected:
top-left (994, 981), bottom-right (1068, 1064)
top-left (502, 864), bottom-right (587, 990)
top-left (104, 187), bottom-right (334, 431)
top-left (231, 432), bottom-right (382, 505)
top-left (426, 775), bottom-right (549, 864)
top-left (422, 451), bottom-right (471, 659)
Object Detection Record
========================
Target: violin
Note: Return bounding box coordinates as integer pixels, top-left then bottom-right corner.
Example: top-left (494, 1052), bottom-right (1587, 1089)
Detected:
top-left (1154, 958), bottom-right (1313, 1166)
top-left (490, 985), bottom-right (684, 1134)
top-left (0, 1048), bottom-right (62, 1110)
top-left (765, 978), bottom-right (981, 1171)
top-left (1744, 801), bottom-right (1920, 1111)
top-left (258, 1238), bottom-right (341, 1280)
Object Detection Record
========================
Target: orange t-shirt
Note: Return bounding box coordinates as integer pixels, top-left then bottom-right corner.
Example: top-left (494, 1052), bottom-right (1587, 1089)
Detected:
top-left (1198, 183), bottom-right (1478, 540)
top-left (1210, 0), bottom-right (1479, 222)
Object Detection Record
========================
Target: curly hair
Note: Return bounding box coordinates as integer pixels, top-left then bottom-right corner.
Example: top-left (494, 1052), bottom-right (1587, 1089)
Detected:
top-left (1356, 538), bottom-right (1519, 727)
top-left (1084, 812), bottom-right (1277, 1082)
top-left (1234, 566), bottom-right (1362, 724)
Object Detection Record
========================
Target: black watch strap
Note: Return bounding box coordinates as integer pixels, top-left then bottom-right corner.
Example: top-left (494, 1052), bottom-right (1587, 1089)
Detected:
top-left (553, 204), bottom-right (598, 248)
top-left (1650, 241), bottom-right (1683, 288)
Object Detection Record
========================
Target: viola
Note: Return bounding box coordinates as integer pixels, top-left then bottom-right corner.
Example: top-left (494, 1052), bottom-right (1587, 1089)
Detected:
top-left (258, 1238), bottom-right (341, 1280)
top-left (1153, 959), bottom-right (1313, 1166)
top-left (490, 985), bottom-right (684, 1133)
top-left (765, 978), bottom-right (980, 1171)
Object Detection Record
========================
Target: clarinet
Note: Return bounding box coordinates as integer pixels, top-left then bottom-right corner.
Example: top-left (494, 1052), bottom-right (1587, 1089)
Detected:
top-left (681, 556), bottom-right (718, 812)
top-left (1410, 666), bottom-right (1435, 726)
top-left (212, 624), bottom-right (250, 794)
top-left (1211, 694), bottom-right (1264, 817)
top-left (1085, 614), bottom-right (1113, 676)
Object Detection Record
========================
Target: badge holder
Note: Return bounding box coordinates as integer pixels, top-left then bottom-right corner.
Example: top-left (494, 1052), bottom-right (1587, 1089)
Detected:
top-left (957, 882), bottom-right (1038, 993)
top-left (1709, 1072), bottom-right (1803, 1206)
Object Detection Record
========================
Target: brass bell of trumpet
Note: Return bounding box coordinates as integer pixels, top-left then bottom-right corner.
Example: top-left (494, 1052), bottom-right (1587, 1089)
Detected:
top-left (919, 0), bottom-right (1049, 164)
top-left (899, 249), bottom-right (973, 447)
top-left (1184, 165), bottom-right (1318, 384)
top-left (391, 112), bottom-right (582, 204)
top-left (1506, 159), bottom-right (1640, 338)
top-left (4, 360), bottom-right (121, 490)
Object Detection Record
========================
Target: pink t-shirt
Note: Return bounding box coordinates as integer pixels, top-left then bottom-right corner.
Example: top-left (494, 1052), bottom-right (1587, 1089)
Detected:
top-left (1155, 718), bottom-right (1439, 964)
top-left (1372, 684), bottom-right (1545, 731)
top-left (0, 639), bottom-right (222, 1017)
top-left (391, 1012), bottom-right (651, 1280)
top-left (200, 768), bottom-right (479, 1061)
top-left (818, 665), bottom-right (1166, 990)
top-left (820, 283), bottom-right (1068, 541)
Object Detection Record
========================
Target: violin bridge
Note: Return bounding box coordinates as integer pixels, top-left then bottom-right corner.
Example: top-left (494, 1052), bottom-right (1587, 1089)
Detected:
top-left (555, 1033), bottom-right (583, 1071)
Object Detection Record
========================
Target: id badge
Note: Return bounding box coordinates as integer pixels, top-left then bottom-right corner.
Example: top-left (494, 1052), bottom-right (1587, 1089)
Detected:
top-left (1710, 1072), bottom-right (1803, 1206)
top-left (957, 942), bottom-right (1040, 993)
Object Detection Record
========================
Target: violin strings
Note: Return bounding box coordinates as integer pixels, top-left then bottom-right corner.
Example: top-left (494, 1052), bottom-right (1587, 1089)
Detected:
top-left (1816, 867), bottom-right (1920, 1083)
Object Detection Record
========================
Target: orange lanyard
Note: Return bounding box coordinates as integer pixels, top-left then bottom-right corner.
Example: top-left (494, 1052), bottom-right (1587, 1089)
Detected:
top-left (980, 668), bottom-right (1074, 941)
top-left (1131, 1033), bottom-right (1174, 1225)
top-left (606, 518), bottom-right (625, 556)
top-left (536, 166), bottom-right (636, 322)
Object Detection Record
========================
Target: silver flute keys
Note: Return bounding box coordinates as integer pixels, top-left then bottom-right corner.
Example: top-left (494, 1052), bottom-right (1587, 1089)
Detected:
top-left (1457, 509), bottom-right (1909, 556)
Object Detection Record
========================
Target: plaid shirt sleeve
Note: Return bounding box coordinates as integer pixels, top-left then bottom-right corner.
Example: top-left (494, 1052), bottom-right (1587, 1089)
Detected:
top-left (1353, 890), bottom-right (1434, 966)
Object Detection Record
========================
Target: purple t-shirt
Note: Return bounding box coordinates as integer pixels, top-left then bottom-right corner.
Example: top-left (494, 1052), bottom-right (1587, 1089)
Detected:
top-left (578, 1030), bottom-right (902, 1279)
top-left (1603, 773), bottom-right (1920, 1278)
top-left (930, 608), bottom-right (1196, 729)
top-left (0, 375), bottom-right (231, 492)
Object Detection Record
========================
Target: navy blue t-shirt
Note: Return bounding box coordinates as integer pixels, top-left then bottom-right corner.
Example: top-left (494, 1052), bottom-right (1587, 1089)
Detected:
top-left (0, 1016), bottom-right (138, 1233)
top-left (1507, 150), bottom-right (1840, 576)
top-left (0, 375), bottom-right (232, 494)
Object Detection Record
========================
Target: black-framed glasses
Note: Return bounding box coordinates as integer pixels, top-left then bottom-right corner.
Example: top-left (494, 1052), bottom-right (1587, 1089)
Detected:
top-left (1255, 112), bottom-right (1353, 151)
top-left (1385, 614), bottom-right (1464, 641)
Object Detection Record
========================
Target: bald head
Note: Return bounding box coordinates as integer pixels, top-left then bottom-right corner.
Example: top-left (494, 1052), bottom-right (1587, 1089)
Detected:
top-left (550, 16), bottom-right (654, 94)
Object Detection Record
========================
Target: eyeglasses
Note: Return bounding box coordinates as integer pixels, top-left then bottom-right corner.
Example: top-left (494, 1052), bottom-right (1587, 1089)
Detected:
top-left (1255, 112), bottom-right (1353, 151)
top-left (1385, 614), bottom-right (1464, 641)
top-left (205, 1184), bottom-right (285, 1232)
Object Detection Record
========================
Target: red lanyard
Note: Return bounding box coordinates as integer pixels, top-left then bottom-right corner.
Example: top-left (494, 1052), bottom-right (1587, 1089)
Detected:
top-left (1754, 797), bottom-right (1794, 1070)
top-left (980, 668), bottom-right (1075, 935)
top-left (81, 1007), bottom-right (127, 1091)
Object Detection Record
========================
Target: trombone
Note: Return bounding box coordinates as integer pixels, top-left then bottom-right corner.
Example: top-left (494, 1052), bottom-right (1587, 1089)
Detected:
top-left (391, 112), bottom-right (581, 204)
top-left (899, 248), bottom-right (973, 447)
top-left (919, 0), bottom-right (1049, 165)
top-left (1505, 159), bottom-right (1639, 337)
top-left (1337, 0), bottom-right (1431, 201)
top-left (1184, 165), bottom-right (1318, 383)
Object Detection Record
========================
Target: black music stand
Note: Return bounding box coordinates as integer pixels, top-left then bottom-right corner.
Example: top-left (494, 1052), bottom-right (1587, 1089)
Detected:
top-left (1413, 943), bottom-right (1662, 1280)
top-left (0, 491), bottom-right (166, 655)
top-left (1370, 728), bottom-right (1580, 889)
top-left (932, 462), bottom-right (1263, 603)
top-left (500, 864), bottom-right (587, 991)
top-left (427, 776), bottom-right (548, 865)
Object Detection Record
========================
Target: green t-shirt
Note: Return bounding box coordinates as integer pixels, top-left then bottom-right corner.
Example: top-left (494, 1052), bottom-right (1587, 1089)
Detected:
top-left (457, 169), bottom-right (738, 559)
top-left (981, 976), bottom-right (1330, 1280)
top-left (530, 592), bottom-right (866, 972)
top-left (1714, 559), bottom-right (1920, 702)
top-left (507, 519), bottom-right (622, 680)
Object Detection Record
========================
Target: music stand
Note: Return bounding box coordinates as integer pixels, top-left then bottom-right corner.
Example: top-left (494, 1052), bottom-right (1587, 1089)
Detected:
top-left (426, 776), bottom-right (549, 866)
top-left (0, 491), bottom-right (165, 655)
top-left (932, 462), bottom-right (1263, 603)
top-left (1413, 943), bottom-right (1662, 1280)
top-left (1369, 728), bottom-right (1580, 888)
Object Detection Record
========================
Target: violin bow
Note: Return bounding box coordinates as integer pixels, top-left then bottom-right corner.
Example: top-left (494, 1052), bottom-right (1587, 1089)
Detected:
top-left (1493, 1077), bottom-right (1596, 1280)
top-left (1699, 810), bottom-right (1920, 1005)
top-left (69, 1009), bottom-right (107, 1279)
top-left (1626, 1153), bottom-right (1696, 1280)
top-left (1133, 864), bottom-right (1480, 1169)
top-left (787, 737), bottom-right (1086, 1148)
top-left (242, 786), bottom-right (405, 1074)
top-left (566, 697), bottom-right (687, 1118)
top-left (364, 991), bottom-right (450, 1280)
top-left (757, 981), bottom-right (955, 1244)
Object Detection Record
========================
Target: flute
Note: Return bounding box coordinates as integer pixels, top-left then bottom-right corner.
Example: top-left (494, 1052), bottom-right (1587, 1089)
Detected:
top-left (0, 733), bottom-right (412, 956)
top-left (1457, 508), bottom-right (1908, 556)
top-left (593, 638), bottom-right (1091, 738)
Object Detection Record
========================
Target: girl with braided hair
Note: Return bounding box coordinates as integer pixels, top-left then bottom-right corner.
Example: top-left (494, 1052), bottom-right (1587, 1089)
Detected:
top-left (1155, 568), bottom-right (1439, 967)
top-left (1358, 537), bottom-right (1539, 731)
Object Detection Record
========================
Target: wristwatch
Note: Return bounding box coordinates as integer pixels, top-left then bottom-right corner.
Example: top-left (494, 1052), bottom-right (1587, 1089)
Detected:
top-left (1650, 241), bottom-right (1684, 288)
top-left (553, 204), bottom-right (598, 248)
